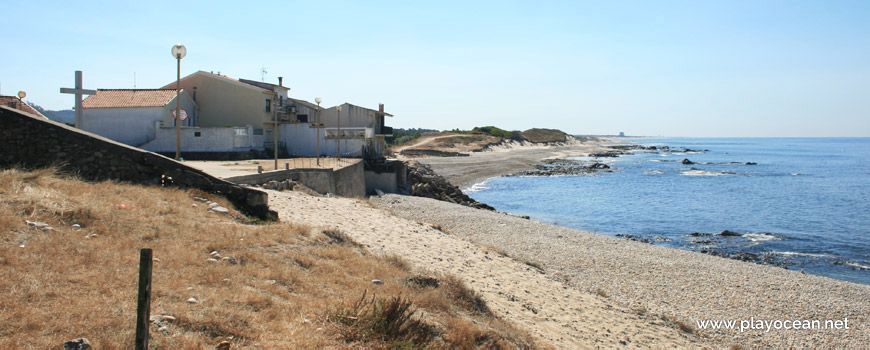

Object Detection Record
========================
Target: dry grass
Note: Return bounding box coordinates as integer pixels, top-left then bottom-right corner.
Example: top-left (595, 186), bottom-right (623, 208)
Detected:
top-left (0, 168), bottom-right (538, 349)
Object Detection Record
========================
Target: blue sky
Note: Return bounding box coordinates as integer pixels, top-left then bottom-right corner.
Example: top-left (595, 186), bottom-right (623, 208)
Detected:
top-left (2, 0), bottom-right (869, 136)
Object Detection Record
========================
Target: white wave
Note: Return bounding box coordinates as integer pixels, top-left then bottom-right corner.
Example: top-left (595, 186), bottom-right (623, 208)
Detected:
top-left (644, 170), bottom-right (665, 175)
top-left (743, 233), bottom-right (778, 242)
top-left (770, 251), bottom-right (835, 259)
top-left (680, 170), bottom-right (735, 176)
top-left (790, 173), bottom-right (801, 176)
top-left (464, 180), bottom-right (491, 193)
top-left (845, 261), bottom-right (870, 270)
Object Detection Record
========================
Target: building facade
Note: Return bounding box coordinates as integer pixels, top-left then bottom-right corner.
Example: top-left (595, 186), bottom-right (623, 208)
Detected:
top-left (80, 89), bottom-right (197, 147)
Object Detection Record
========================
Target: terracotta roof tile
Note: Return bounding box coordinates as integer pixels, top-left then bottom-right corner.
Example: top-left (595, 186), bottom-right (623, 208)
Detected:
top-left (0, 96), bottom-right (47, 118)
top-left (82, 89), bottom-right (178, 108)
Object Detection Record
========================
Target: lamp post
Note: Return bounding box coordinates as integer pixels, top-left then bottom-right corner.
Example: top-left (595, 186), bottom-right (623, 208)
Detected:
top-left (315, 97), bottom-right (322, 166)
top-left (336, 105), bottom-right (342, 162)
top-left (171, 43), bottom-right (187, 160)
top-left (17, 91), bottom-right (25, 110)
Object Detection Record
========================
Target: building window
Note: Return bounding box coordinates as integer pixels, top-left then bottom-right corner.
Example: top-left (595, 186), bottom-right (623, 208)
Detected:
top-left (297, 114), bottom-right (308, 123)
top-left (194, 132), bottom-right (202, 137)
top-left (265, 99), bottom-right (271, 112)
top-left (253, 128), bottom-right (264, 136)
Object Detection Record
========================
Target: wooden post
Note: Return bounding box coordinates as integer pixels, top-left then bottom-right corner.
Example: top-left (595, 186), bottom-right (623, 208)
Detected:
top-left (135, 248), bottom-right (153, 350)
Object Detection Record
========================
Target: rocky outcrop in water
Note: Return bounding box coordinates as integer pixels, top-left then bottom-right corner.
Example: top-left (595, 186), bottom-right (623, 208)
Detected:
top-left (406, 161), bottom-right (495, 210)
top-left (511, 159), bottom-right (612, 177)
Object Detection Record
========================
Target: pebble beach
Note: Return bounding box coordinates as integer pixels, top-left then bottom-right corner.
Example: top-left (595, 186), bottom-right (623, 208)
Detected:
top-left (371, 193), bottom-right (870, 348)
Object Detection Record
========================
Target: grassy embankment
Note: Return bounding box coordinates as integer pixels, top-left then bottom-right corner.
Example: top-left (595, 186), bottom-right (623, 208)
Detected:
top-left (0, 168), bottom-right (539, 349)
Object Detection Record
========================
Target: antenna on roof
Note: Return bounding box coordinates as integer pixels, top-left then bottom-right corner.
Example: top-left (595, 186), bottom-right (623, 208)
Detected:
top-left (133, 72), bottom-right (136, 89)
top-left (261, 66), bottom-right (267, 82)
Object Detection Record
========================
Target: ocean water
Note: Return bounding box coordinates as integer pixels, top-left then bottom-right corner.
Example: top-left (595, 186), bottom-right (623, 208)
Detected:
top-left (468, 138), bottom-right (870, 285)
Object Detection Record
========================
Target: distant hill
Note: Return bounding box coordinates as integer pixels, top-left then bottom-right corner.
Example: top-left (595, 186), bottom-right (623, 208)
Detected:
top-left (27, 102), bottom-right (74, 125)
top-left (520, 128), bottom-right (569, 143)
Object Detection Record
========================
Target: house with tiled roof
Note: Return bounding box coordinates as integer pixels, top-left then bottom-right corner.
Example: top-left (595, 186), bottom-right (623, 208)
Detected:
top-left (81, 89), bottom-right (197, 146)
top-left (0, 95), bottom-right (48, 119)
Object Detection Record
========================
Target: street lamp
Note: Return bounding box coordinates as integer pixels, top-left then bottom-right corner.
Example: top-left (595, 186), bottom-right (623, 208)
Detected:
top-left (171, 43), bottom-right (187, 160)
top-left (16, 91), bottom-right (25, 109)
top-left (315, 97), bottom-right (322, 166)
top-left (336, 105), bottom-right (342, 162)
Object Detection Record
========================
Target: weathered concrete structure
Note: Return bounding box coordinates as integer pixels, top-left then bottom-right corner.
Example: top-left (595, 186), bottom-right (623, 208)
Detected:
top-left (225, 160), bottom-right (366, 198)
top-left (0, 106), bottom-right (275, 219)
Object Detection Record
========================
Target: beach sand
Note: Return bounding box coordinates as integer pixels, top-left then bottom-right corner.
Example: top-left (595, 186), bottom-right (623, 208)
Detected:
top-left (411, 139), bottom-right (614, 190)
top-left (267, 190), bottom-right (706, 348)
top-left (268, 140), bottom-right (868, 348)
top-left (372, 194), bottom-right (870, 348)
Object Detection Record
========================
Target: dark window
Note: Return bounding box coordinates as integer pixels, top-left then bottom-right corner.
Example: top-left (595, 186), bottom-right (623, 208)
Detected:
top-left (194, 132), bottom-right (202, 137)
top-left (253, 128), bottom-right (264, 136)
top-left (265, 99), bottom-right (271, 112)
top-left (297, 114), bottom-right (308, 123)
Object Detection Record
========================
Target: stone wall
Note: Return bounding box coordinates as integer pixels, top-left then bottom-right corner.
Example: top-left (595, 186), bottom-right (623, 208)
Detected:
top-left (0, 106), bottom-right (275, 220)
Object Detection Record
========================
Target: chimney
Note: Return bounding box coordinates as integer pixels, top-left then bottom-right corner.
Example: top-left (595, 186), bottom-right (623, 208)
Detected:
top-left (379, 103), bottom-right (384, 113)
top-left (278, 77), bottom-right (283, 87)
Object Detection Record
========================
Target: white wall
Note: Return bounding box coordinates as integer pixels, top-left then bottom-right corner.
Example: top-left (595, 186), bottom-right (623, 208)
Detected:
top-left (80, 106), bottom-right (165, 146)
top-left (81, 92), bottom-right (198, 147)
top-left (280, 123), bottom-right (322, 156)
top-left (140, 125), bottom-right (258, 153)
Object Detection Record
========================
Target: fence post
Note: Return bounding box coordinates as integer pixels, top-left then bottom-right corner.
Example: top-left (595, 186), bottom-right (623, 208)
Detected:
top-left (135, 248), bottom-right (153, 350)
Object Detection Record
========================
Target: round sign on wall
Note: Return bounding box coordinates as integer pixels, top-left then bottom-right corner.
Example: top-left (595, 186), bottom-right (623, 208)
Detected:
top-left (171, 108), bottom-right (189, 121)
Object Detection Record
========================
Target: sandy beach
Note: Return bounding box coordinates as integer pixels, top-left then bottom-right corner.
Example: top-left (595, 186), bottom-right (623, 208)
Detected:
top-left (267, 189), bottom-right (706, 348)
top-left (268, 183), bottom-right (869, 348)
top-left (267, 139), bottom-right (868, 348)
top-left (411, 139), bottom-right (615, 190)
top-left (371, 194), bottom-right (870, 348)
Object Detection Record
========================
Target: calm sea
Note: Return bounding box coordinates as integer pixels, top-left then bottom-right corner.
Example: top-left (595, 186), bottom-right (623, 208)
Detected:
top-left (468, 138), bottom-right (870, 285)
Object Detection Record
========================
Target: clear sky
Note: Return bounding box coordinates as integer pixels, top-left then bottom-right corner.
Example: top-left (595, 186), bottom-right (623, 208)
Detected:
top-left (2, 0), bottom-right (869, 137)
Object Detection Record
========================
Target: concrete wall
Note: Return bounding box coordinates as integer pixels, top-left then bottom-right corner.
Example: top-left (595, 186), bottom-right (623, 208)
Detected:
top-left (80, 91), bottom-right (198, 147)
top-left (225, 160), bottom-right (365, 198)
top-left (0, 106), bottom-right (275, 219)
top-left (364, 161), bottom-right (407, 195)
top-left (81, 106), bottom-right (164, 146)
top-left (140, 125), bottom-right (259, 153)
top-left (279, 123), bottom-right (322, 156)
top-left (365, 171), bottom-right (397, 193)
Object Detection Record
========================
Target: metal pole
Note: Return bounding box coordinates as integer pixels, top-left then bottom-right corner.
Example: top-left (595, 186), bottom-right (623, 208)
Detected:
top-left (135, 248), bottom-right (153, 350)
top-left (175, 57), bottom-right (181, 160)
top-left (337, 107), bottom-right (341, 162)
top-left (316, 102), bottom-right (320, 167)
top-left (273, 96), bottom-right (278, 170)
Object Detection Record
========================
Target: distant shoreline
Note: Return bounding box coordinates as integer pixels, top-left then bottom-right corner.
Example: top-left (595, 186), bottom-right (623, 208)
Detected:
top-left (413, 138), bottom-right (625, 190)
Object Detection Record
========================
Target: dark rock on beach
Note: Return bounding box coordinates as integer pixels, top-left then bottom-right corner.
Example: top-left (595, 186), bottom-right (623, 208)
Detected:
top-left (700, 250), bottom-right (787, 268)
top-left (511, 158), bottom-right (613, 177)
top-left (406, 161), bottom-right (495, 211)
top-left (718, 230), bottom-right (742, 237)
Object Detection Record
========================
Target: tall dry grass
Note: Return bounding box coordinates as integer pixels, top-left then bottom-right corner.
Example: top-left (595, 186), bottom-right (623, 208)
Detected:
top-left (0, 168), bottom-right (539, 349)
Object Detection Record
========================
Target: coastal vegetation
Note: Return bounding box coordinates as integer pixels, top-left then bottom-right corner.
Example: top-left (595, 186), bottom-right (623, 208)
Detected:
top-left (0, 168), bottom-right (538, 348)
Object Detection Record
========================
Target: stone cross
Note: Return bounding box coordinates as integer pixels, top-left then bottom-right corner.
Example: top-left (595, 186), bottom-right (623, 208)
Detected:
top-left (60, 71), bottom-right (96, 128)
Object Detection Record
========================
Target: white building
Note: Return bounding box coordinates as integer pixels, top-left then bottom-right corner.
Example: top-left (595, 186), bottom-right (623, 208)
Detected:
top-left (278, 101), bottom-right (393, 160)
top-left (81, 89), bottom-right (198, 147)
